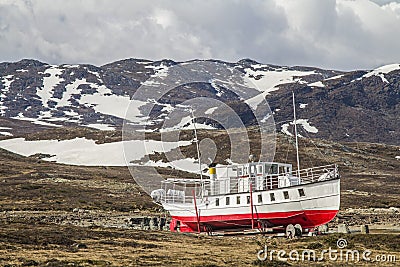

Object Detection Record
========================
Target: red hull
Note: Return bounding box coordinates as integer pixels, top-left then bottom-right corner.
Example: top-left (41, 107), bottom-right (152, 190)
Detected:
top-left (170, 209), bottom-right (338, 232)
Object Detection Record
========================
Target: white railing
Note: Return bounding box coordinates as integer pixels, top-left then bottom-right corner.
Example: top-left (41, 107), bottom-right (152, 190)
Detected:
top-left (298, 164), bottom-right (339, 184)
top-left (158, 164), bottom-right (339, 204)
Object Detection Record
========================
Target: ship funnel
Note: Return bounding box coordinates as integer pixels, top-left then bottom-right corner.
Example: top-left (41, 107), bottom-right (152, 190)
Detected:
top-left (209, 167), bottom-right (217, 180)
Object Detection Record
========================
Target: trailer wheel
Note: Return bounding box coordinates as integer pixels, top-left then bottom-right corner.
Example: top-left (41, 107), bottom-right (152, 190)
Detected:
top-left (294, 224), bottom-right (303, 237)
top-left (286, 224), bottom-right (295, 239)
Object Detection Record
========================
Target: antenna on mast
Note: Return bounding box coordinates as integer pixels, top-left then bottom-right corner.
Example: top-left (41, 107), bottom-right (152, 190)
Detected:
top-left (292, 92), bottom-right (301, 178)
top-left (190, 109), bottom-right (203, 180)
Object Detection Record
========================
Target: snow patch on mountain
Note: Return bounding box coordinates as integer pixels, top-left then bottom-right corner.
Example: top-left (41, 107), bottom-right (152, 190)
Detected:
top-left (0, 126), bottom-right (12, 136)
top-left (243, 64), bottom-right (316, 109)
top-left (1, 75), bottom-right (14, 91)
top-left (309, 81), bottom-right (325, 87)
top-left (37, 66), bottom-right (64, 108)
top-left (325, 74), bottom-right (344, 81)
top-left (63, 109), bottom-right (80, 117)
top-left (83, 93), bottom-right (132, 119)
top-left (0, 137), bottom-right (191, 166)
top-left (87, 124), bottom-right (116, 131)
top-left (57, 78), bottom-right (86, 108)
top-left (145, 63), bottom-right (169, 78)
top-left (297, 119), bottom-right (318, 133)
top-left (139, 158), bottom-right (206, 175)
top-left (281, 123), bottom-right (292, 136)
top-left (86, 68), bottom-right (101, 79)
top-left (299, 103), bottom-right (308, 109)
top-left (78, 82), bottom-right (137, 120)
top-left (64, 64), bottom-right (80, 69)
top-left (210, 80), bottom-right (224, 97)
top-left (244, 64), bottom-right (316, 92)
top-left (12, 113), bottom-right (62, 128)
top-left (0, 75), bottom-right (14, 115)
top-left (160, 115), bottom-right (216, 132)
top-left (245, 91), bottom-right (273, 110)
top-left (363, 64), bottom-right (400, 83)
top-left (170, 158), bottom-right (204, 173)
top-left (142, 79), bottom-right (162, 86)
top-left (281, 119), bottom-right (318, 136)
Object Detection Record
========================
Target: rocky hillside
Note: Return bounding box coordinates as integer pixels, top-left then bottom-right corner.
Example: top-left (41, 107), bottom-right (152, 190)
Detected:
top-left (0, 58), bottom-right (399, 145)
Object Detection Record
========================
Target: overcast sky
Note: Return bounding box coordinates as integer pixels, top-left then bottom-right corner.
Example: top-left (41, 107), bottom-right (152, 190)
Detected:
top-left (1, 0), bottom-right (400, 70)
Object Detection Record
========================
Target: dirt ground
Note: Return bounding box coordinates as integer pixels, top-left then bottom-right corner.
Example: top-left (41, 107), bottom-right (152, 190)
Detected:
top-left (0, 217), bottom-right (399, 266)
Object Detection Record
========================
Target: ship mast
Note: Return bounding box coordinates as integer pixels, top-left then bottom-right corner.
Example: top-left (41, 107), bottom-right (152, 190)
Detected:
top-left (190, 109), bottom-right (203, 180)
top-left (292, 92), bottom-right (301, 178)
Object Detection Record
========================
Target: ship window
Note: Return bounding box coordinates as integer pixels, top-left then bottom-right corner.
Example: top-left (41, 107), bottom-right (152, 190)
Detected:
top-left (283, 191), bottom-right (289, 199)
top-left (271, 164), bottom-right (278, 174)
top-left (265, 164), bottom-right (271, 173)
top-left (226, 197), bottom-right (230, 205)
top-left (247, 196), bottom-right (251, 204)
top-left (237, 196), bottom-right (241, 204)
top-left (298, 188), bottom-right (305, 197)
top-left (258, 194), bottom-right (262, 203)
top-left (216, 198), bottom-right (219, 206)
top-left (270, 193), bottom-right (275, 201)
top-left (257, 165), bottom-right (263, 174)
top-left (279, 166), bottom-right (286, 174)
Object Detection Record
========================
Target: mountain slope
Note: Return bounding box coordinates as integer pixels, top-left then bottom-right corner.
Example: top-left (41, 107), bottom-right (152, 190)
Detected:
top-left (0, 58), bottom-right (399, 145)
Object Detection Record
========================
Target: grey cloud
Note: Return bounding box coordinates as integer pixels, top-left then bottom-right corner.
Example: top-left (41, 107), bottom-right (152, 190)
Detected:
top-left (0, 0), bottom-right (400, 70)
top-left (371, 0), bottom-right (400, 5)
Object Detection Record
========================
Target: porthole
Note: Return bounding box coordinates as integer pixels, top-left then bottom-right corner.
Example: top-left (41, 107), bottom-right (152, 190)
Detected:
top-left (298, 188), bottom-right (305, 197)
top-left (270, 193), bottom-right (275, 201)
top-left (283, 191), bottom-right (289, 199)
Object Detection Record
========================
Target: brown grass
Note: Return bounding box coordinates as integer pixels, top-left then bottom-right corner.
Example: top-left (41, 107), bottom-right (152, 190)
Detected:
top-left (0, 219), bottom-right (399, 266)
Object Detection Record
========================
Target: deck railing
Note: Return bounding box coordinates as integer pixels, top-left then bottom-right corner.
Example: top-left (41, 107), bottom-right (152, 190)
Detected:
top-left (297, 164), bottom-right (339, 184)
top-left (157, 164), bottom-right (339, 204)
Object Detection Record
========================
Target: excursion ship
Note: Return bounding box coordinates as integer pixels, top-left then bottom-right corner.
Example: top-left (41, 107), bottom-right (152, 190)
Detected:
top-left (151, 94), bottom-right (340, 236)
